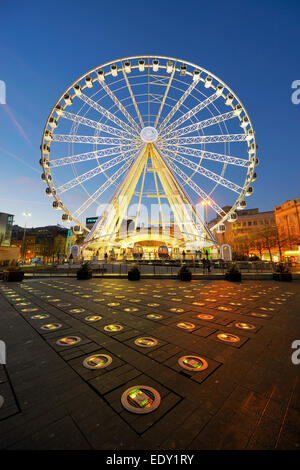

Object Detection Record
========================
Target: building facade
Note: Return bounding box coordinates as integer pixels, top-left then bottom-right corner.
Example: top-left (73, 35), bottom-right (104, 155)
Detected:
top-left (0, 212), bottom-right (14, 246)
top-left (210, 207), bottom-right (278, 261)
top-left (274, 198), bottom-right (300, 262)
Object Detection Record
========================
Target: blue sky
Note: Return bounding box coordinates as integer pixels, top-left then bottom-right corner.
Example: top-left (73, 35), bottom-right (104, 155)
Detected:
top-left (0, 0), bottom-right (299, 228)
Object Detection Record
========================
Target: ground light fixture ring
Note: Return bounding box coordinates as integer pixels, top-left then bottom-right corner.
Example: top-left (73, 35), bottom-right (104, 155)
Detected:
top-left (178, 355), bottom-right (208, 371)
top-left (83, 354), bottom-right (112, 369)
top-left (121, 385), bottom-right (161, 414)
top-left (41, 323), bottom-right (62, 331)
top-left (56, 336), bottom-right (82, 346)
top-left (134, 337), bottom-right (158, 348)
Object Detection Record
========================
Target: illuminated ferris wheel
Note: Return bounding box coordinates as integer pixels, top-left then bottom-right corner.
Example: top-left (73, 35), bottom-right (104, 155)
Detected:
top-left (40, 55), bottom-right (258, 244)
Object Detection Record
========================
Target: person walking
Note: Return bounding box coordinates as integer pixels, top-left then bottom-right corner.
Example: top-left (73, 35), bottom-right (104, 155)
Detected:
top-left (104, 252), bottom-right (108, 263)
top-left (182, 250), bottom-right (186, 262)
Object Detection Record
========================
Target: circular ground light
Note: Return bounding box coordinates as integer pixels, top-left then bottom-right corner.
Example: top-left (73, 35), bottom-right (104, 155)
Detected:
top-left (170, 308), bottom-right (184, 313)
top-left (21, 307), bottom-right (39, 312)
top-left (57, 303), bottom-right (71, 307)
top-left (250, 312), bottom-right (269, 318)
top-left (178, 355), bottom-right (208, 372)
top-left (69, 308), bottom-right (85, 313)
top-left (94, 298), bottom-right (105, 302)
top-left (31, 314), bottom-right (50, 319)
top-left (147, 303), bottom-right (160, 307)
top-left (121, 385), bottom-right (161, 414)
top-left (104, 324), bottom-right (123, 332)
top-left (83, 354), bottom-right (112, 369)
top-left (85, 315), bottom-right (102, 322)
top-left (146, 313), bottom-right (163, 320)
top-left (197, 314), bottom-right (214, 320)
top-left (107, 302), bottom-right (120, 307)
top-left (192, 302), bottom-right (205, 306)
top-left (218, 306), bottom-right (232, 311)
top-left (0, 395), bottom-right (4, 409)
top-left (134, 337), bottom-right (158, 348)
top-left (177, 322), bottom-right (195, 330)
top-left (41, 323), bottom-right (62, 331)
top-left (16, 302), bottom-right (30, 306)
top-left (56, 336), bottom-right (81, 346)
top-left (124, 307), bottom-right (138, 312)
top-left (235, 322), bottom-right (256, 330)
top-left (217, 333), bottom-right (240, 343)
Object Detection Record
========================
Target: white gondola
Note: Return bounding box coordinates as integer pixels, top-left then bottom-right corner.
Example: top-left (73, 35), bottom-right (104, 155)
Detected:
top-left (49, 117), bottom-right (57, 128)
top-left (124, 61), bottom-right (131, 73)
top-left (110, 64), bottom-right (118, 77)
top-left (248, 142), bottom-right (256, 154)
top-left (252, 172), bottom-right (257, 181)
top-left (216, 224), bottom-right (226, 233)
top-left (234, 104), bottom-right (242, 115)
top-left (246, 129), bottom-right (254, 141)
top-left (225, 93), bottom-right (234, 105)
top-left (228, 212), bottom-right (237, 222)
top-left (55, 104), bottom-right (64, 116)
top-left (97, 69), bottom-right (105, 82)
top-left (45, 187), bottom-right (55, 196)
top-left (152, 59), bottom-right (159, 72)
top-left (73, 225), bottom-right (83, 234)
top-left (216, 84), bottom-right (224, 96)
top-left (42, 144), bottom-right (50, 155)
top-left (166, 61), bottom-right (173, 73)
top-left (39, 158), bottom-right (49, 168)
top-left (41, 173), bottom-right (47, 181)
top-left (62, 213), bottom-right (70, 221)
top-left (64, 94), bottom-right (72, 106)
top-left (52, 201), bottom-right (62, 210)
top-left (138, 59), bottom-right (145, 72)
top-left (44, 130), bottom-right (52, 141)
top-left (74, 84), bottom-right (82, 96)
top-left (237, 200), bottom-right (246, 209)
top-left (204, 75), bottom-right (213, 88)
top-left (246, 186), bottom-right (253, 196)
top-left (85, 76), bottom-right (93, 88)
top-left (240, 116), bottom-right (249, 128)
top-left (180, 64), bottom-right (187, 76)
top-left (193, 69), bottom-right (201, 81)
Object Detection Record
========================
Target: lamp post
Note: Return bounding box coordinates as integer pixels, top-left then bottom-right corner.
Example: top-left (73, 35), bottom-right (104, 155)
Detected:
top-left (22, 212), bottom-right (31, 262)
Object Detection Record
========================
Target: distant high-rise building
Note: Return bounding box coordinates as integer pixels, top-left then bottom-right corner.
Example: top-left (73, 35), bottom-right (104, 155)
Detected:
top-left (0, 213), bottom-right (14, 246)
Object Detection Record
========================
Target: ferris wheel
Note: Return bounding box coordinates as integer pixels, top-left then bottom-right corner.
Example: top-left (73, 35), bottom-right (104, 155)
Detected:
top-left (40, 55), bottom-right (258, 238)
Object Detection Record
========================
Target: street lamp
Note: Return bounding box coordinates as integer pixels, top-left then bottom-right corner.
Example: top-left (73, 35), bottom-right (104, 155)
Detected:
top-left (22, 212), bottom-right (31, 261)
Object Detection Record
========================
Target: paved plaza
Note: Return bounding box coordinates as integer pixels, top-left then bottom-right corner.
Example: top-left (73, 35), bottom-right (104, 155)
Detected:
top-left (0, 278), bottom-right (299, 450)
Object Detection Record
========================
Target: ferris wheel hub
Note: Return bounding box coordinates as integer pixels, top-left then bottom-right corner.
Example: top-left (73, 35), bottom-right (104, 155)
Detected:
top-left (140, 126), bottom-right (158, 143)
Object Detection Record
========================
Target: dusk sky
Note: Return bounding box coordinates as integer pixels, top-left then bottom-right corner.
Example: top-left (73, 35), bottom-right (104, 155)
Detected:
top-left (0, 0), bottom-right (299, 228)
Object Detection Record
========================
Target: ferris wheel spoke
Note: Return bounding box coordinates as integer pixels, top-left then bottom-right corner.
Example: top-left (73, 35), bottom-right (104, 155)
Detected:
top-left (160, 148), bottom-right (242, 193)
top-left (162, 110), bottom-right (237, 139)
top-left (160, 92), bottom-right (220, 137)
top-left (121, 64), bottom-right (145, 128)
top-left (154, 65), bottom-right (176, 128)
top-left (57, 153), bottom-right (136, 194)
top-left (99, 80), bottom-right (141, 133)
top-left (50, 145), bottom-right (138, 168)
top-left (60, 111), bottom-right (133, 140)
top-left (51, 134), bottom-right (132, 146)
top-left (158, 80), bottom-right (199, 133)
top-left (73, 154), bottom-right (140, 217)
top-left (165, 133), bottom-right (251, 145)
top-left (161, 144), bottom-right (250, 167)
top-left (78, 93), bottom-right (138, 136)
top-left (164, 157), bottom-right (226, 218)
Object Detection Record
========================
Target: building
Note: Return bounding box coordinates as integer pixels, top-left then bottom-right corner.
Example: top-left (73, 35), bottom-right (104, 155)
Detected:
top-left (0, 212), bottom-right (14, 246)
top-left (274, 198), bottom-right (300, 262)
top-left (210, 207), bottom-right (278, 260)
top-left (11, 225), bottom-right (69, 261)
